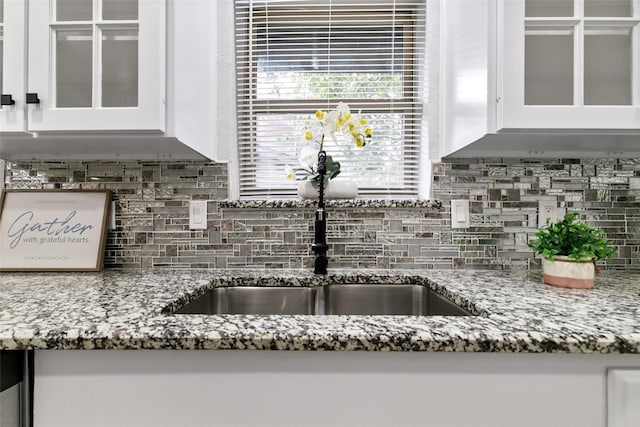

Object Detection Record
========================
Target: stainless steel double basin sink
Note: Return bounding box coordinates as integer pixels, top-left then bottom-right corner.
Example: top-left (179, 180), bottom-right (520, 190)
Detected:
top-left (174, 284), bottom-right (473, 316)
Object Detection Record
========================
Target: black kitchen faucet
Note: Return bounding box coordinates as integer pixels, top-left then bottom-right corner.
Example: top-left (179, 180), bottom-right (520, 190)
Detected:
top-left (312, 150), bottom-right (328, 274)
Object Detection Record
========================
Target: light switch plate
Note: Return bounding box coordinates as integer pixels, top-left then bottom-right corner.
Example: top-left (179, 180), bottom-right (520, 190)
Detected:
top-left (451, 199), bottom-right (470, 229)
top-left (189, 200), bottom-right (208, 230)
top-left (109, 201), bottom-right (116, 230)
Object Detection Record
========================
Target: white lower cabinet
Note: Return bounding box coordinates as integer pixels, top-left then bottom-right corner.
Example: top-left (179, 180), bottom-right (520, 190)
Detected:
top-left (608, 369), bottom-right (640, 427)
top-left (0, 385), bottom-right (20, 427)
top-left (34, 350), bottom-right (640, 427)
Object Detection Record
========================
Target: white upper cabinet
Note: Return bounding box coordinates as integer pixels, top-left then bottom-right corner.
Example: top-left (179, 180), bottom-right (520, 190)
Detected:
top-left (439, 0), bottom-right (640, 159)
top-left (1, 0), bottom-right (164, 133)
top-left (0, 0), bottom-right (27, 132)
top-left (500, 0), bottom-right (640, 129)
top-left (440, 0), bottom-right (495, 157)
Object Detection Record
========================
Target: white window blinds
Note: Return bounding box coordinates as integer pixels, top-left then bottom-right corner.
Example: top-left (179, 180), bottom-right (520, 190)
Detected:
top-left (234, 0), bottom-right (427, 199)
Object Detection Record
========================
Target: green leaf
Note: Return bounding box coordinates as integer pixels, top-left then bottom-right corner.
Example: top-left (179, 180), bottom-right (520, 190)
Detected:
top-left (528, 212), bottom-right (614, 262)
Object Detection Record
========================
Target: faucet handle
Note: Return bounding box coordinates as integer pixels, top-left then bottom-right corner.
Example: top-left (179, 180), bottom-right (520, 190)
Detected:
top-left (317, 151), bottom-right (327, 174)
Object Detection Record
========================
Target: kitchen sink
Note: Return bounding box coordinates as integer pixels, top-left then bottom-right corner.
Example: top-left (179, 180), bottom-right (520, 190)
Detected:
top-left (173, 284), bottom-right (473, 316)
top-left (323, 284), bottom-right (472, 316)
top-left (174, 287), bottom-right (319, 315)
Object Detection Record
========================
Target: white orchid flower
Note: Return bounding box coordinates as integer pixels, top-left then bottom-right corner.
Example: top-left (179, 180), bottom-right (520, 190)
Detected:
top-left (323, 110), bottom-right (340, 142)
top-left (335, 102), bottom-right (350, 117)
top-left (285, 165), bottom-right (295, 180)
top-left (287, 103), bottom-right (370, 183)
top-left (298, 145), bottom-right (317, 168)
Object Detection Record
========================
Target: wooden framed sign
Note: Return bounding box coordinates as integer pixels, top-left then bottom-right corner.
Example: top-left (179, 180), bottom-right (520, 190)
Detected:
top-left (0, 189), bottom-right (111, 271)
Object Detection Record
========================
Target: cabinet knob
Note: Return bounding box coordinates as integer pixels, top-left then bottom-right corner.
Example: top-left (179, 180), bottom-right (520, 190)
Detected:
top-left (26, 93), bottom-right (40, 104)
top-left (1, 94), bottom-right (16, 106)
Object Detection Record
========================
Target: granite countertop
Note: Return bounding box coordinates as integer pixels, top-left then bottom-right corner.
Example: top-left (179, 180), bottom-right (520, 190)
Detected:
top-left (0, 269), bottom-right (638, 353)
top-left (219, 199), bottom-right (442, 209)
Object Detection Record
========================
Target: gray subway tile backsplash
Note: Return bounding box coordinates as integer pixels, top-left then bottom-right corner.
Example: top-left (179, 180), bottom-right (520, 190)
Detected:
top-left (4, 158), bottom-right (639, 270)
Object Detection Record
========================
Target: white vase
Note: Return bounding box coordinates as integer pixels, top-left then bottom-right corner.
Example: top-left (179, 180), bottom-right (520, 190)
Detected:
top-left (541, 255), bottom-right (595, 289)
top-left (297, 179), bottom-right (358, 200)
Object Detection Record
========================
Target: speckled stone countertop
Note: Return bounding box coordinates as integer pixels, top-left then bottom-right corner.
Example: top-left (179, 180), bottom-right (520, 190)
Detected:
top-left (219, 199), bottom-right (442, 209)
top-left (0, 269), bottom-right (638, 352)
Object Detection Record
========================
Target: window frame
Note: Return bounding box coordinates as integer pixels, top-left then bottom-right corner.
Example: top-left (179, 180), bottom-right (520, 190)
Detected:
top-left (234, 1), bottom-right (426, 199)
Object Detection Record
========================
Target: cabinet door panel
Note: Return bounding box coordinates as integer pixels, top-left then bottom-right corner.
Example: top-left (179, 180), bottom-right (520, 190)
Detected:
top-left (55, 27), bottom-right (93, 108)
top-left (608, 369), bottom-right (640, 427)
top-left (585, 0), bottom-right (632, 17)
top-left (101, 27), bottom-right (138, 108)
top-left (56, 0), bottom-right (92, 22)
top-left (0, 0), bottom-right (25, 132)
top-left (27, 0), bottom-right (164, 132)
top-left (525, 0), bottom-right (574, 17)
top-left (501, 0), bottom-right (640, 129)
top-left (103, 0), bottom-right (137, 21)
top-left (525, 31), bottom-right (574, 105)
top-left (584, 30), bottom-right (632, 105)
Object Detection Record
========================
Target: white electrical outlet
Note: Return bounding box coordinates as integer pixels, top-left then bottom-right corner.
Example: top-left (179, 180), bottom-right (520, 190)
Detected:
top-left (538, 201), bottom-right (555, 228)
top-left (538, 201), bottom-right (565, 228)
top-left (451, 199), bottom-right (470, 229)
top-left (189, 200), bottom-right (208, 230)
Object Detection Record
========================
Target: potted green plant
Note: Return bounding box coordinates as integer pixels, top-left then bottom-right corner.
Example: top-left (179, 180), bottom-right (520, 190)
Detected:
top-left (529, 212), bottom-right (615, 289)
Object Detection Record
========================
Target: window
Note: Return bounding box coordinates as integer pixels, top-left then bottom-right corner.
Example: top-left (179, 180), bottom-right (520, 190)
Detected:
top-left (234, 0), bottom-right (427, 199)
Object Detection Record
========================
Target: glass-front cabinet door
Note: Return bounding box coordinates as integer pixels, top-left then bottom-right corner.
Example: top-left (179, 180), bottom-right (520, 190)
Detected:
top-left (0, 0), bottom-right (27, 132)
top-left (501, 0), bottom-right (639, 129)
top-left (27, 0), bottom-right (164, 131)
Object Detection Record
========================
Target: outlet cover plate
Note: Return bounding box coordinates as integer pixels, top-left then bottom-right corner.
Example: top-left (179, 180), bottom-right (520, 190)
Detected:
top-left (189, 200), bottom-right (208, 230)
top-left (538, 201), bottom-right (555, 228)
top-left (538, 201), bottom-right (564, 228)
top-left (451, 199), bottom-right (470, 229)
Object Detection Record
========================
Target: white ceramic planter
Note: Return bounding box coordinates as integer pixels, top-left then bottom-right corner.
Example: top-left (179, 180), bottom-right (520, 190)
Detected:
top-left (297, 180), bottom-right (358, 200)
top-left (541, 256), bottom-right (595, 289)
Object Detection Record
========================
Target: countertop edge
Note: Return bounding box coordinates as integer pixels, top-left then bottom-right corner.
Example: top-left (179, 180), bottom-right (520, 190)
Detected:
top-left (1, 269), bottom-right (638, 353)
